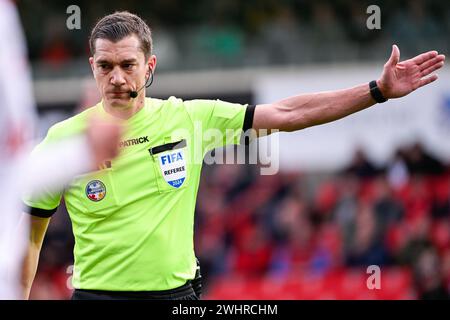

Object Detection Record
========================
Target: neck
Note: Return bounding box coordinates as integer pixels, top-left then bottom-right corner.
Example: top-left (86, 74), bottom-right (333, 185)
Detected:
top-left (103, 96), bottom-right (145, 120)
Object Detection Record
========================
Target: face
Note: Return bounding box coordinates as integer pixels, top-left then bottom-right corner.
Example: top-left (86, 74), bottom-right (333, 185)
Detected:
top-left (89, 35), bottom-right (156, 108)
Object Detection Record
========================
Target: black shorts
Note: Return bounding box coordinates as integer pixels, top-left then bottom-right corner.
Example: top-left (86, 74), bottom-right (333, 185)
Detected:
top-left (71, 281), bottom-right (199, 300)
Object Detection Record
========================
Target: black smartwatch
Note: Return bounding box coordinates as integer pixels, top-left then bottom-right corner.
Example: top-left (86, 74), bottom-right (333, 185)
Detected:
top-left (369, 80), bottom-right (388, 103)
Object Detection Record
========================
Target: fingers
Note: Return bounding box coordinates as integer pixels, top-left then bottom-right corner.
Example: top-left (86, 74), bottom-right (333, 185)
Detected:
top-left (419, 54), bottom-right (445, 71)
top-left (387, 44), bottom-right (400, 66)
top-left (412, 50), bottom-right (438, 65)
top-left (421, 60), bottom-right (445, 77)
top-left (418, 74), bottom-right (438, 89)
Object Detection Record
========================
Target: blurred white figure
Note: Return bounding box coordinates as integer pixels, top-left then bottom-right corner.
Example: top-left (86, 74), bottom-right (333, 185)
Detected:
top-left (0, 0), bottom-right (120, 299)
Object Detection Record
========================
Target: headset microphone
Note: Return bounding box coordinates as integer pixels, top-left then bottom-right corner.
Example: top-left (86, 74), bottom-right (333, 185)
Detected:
top-left (129, 90), bottom-right (139, 99)
top-left (129, 70), bottom-right (154, 98)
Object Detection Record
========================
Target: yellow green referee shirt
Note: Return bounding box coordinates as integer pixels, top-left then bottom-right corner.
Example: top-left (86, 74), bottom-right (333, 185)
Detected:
top-left (24, 96), bottom-right (255, 291)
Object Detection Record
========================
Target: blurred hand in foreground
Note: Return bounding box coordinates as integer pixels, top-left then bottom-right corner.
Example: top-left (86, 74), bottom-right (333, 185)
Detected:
top-left (86, 115), bottom-right (123, 169)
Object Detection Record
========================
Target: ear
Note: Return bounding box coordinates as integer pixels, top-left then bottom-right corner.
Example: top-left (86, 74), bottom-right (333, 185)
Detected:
top-left (147, 55), bottom-right (157, 76)
top-left (89, 57), bottom-right (95, 74)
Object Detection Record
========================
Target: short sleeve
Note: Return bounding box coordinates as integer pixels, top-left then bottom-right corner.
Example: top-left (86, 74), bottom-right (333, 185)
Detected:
top-left (22, 127), bottom-right (64, 217)
top-left (184, 99), bottom-right (255, 153)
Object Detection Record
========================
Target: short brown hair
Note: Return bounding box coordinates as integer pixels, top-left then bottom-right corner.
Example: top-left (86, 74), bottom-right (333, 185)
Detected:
top-left (89, 11), bottom-right (153, 59)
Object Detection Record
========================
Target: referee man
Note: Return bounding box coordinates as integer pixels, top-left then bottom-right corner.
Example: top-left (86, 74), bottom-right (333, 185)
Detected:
top-left (22, 11), bottom-right (445, 300)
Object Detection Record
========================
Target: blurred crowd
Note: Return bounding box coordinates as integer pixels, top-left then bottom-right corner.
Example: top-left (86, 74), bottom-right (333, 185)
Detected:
top-left (195, 142), bottom-right (450, 299)
top-left (30, 141), bottom-right (450, 299)
top-left (18, 0), bottom-right (450, 73)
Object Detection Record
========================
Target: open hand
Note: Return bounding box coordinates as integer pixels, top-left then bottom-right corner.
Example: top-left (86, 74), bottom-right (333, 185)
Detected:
top-left (378, 45), bottom-right (445, 99)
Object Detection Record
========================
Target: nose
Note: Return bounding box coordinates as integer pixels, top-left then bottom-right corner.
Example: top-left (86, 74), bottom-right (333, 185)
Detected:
top-left (110, 67), bottom-right (126, 86)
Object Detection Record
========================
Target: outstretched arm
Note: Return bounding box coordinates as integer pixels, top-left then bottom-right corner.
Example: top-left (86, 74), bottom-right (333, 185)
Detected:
top-left (253, 45), bottom-right (445, 133)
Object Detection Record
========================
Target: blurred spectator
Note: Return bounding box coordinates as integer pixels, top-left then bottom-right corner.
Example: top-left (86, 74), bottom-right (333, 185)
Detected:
top-left (398, 215), bottom-right (433, 266)
top-left (402, 175), bottom-right (433, 220)
top-left (188, 0), bottom-right (244, 68)
top-left (404, 142), bottom-right (446, 176)
top-left (431, 176), bottom-right (450, 219)
top-left (344, 148), bottom-right (379, 179)
top-left (229, 224), bottom-right (274, 277)
top-left (441, 249), bottom-right (450, 293)
top-left (309, 223), bottom-right (343, 274)
top-left (259, 4), bottom-right (309, 65)
top-left (334, 173), bottom-right (359, 252)
top-left (387, 148), bottom-right (410, 191)
top-left (309, 2), bottom-right (348, 61)
top-left (344, 1), bottom-right (382, 45)
top-left (271, 195), bottom-right (308, 244)
top-left (40, 36), bottom-right (72, 68)
top-left (387, 0), bottom-right (444, 56)
top-left (40, 16), bottom-right (72, 68)
top-left (345, 204), bottom-right (391, 267)
top-left (413, 247), bottom-right (450, 299)
top-left (372, 176), bottom-right (404, 235)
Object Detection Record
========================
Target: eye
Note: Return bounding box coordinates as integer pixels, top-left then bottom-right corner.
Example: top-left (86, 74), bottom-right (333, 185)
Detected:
top-left (122, 63), bottom-right (135, 70)
top-left (98, 64), bottom-right (111, 71)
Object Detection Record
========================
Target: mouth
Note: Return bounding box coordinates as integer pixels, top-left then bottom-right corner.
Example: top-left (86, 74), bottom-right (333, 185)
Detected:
top-left (108, 91), bottom-right (129, 97)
